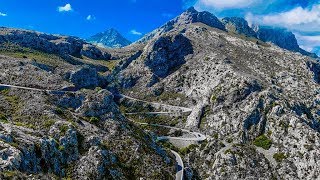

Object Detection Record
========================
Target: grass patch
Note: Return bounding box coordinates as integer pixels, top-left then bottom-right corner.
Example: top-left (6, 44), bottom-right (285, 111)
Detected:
top-left (253, 135), bottom-right (272, 150)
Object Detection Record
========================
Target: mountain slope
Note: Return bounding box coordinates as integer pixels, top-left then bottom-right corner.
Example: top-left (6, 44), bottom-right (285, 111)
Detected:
top-left (0, 57), bottom-right (175, 179)
top-left (111, 9), bottom-right (320, 180)
top-left (87, 28), bottom-right (131, 48)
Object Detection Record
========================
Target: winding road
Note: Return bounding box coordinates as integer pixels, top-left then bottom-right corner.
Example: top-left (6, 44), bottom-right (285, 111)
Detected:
top-left (118, 94), bottom-right (192, 113)
top-left (0, 83), bottom-right (76, 94)
top-left (0, 83), bottom-right (206, 180)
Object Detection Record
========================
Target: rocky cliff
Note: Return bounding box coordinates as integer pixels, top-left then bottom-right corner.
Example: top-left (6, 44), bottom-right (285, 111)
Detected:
top-left (112, 8), bottom-right (320, 180)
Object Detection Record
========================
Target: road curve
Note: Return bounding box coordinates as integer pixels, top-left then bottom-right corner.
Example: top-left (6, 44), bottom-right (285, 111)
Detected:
top-left (171, 150), bottom-right (184, 180)
top-left (137, 122), bottom-right (207, 141)
top-left (135, 122), bottom-right (207, 180)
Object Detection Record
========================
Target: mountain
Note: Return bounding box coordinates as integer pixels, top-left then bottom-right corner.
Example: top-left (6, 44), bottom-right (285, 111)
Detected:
top-left (222, 17), bottom-right (257, 38)
top-left (138, 7), bottom-right (225, 43)
top-left (1, 7), bottom-right (320, 180)
top-left (113, 8), bottom-right (320, 179)
top-left (87, 28), bottom-right (131, 48)
top-left (254, 26), bottom-right (318, 58)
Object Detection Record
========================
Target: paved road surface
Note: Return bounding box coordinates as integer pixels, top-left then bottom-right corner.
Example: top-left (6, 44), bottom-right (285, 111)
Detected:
top-left (118, 94), bottom-right (192, 113)
top-left (171, 150), bottom-right (184, 180)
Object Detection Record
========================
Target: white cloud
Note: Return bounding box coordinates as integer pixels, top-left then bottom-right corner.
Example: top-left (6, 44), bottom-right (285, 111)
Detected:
top-left (86, 15), bottom-right (95, 21)
top-left (195, 0), bottom-right (257, 9)
top-left (246, 4), bottom-right (320, 32)
top-left (295, 33), bottom-right (320, 55)
top-left (58, 3), bottom-right (72, 12)
top-left (130, 29), bottom-right (142, 36)
top-left (0, 12), bottom-right (7, 17)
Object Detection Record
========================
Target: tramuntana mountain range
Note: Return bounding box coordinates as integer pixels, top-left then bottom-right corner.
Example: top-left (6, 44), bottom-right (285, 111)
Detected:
top-left (0, 7), bottom-right (319, 179)
top-left (87, 7), bottom-right (317, 58)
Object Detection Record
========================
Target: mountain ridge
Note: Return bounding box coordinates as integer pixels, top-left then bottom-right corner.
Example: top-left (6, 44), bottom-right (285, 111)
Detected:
top-left (0, 6), bottom-right (320, 180)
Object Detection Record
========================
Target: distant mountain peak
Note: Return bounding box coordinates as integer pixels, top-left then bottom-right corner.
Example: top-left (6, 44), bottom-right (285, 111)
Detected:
top-left (87, 28), bottom-right (131, 48)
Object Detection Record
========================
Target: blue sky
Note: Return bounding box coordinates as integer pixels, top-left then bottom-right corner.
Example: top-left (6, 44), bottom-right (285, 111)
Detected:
top-left (0, 0), bottom-right (319, 55)
top-left (0, 0), bottom-right (184, 41)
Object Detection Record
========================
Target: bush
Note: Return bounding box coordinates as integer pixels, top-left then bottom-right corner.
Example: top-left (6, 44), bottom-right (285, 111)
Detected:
top-left (273, 152), bottom-right (287, 162)
top-left (59, 124), bottom-right (69, 134)
top-left (89, 117), bottom-right (100, 124)
top-left (253, 135), bottom-right (272, 150)
top-left (0, 113), bottom-right (8, 123)
top-left (55, 107), bottom-right (64, 115)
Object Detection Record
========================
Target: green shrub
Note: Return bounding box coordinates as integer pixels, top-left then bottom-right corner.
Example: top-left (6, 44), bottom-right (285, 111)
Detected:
top-left (44, 119), bottom-right (55, 128)
top-left (89, 117), bottom-right (100, 124)
top-left (0, 113), bottom-right (8, 123)
top-left (59, 124), bottom-right (69, 134)
top-left (253, 135), bottom-right (272, 150)
top-left (179, 144), bottom-right (199, 156)
top-left (273, 152), bottom-right (287, 162)
top-left (55, 107), bottom-right (64, 115)
top-left (58, 145), bottom-right (65, 151)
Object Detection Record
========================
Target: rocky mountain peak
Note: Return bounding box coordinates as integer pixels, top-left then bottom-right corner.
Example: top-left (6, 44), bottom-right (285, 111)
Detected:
top-left (87, 28), bottom-right (131, 48)
top-left (255, 26), bottom-right (317, 57)
top-left (137, 7), bottom-right (225, 43)
top-left (175, 7), bottom-right (225, 31)
top-left (222, 17), bottom-right (257, 37)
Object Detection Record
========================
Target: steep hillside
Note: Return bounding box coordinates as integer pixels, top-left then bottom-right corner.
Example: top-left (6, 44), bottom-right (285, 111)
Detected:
top-left (111, 9), bottom-right (320, 180)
